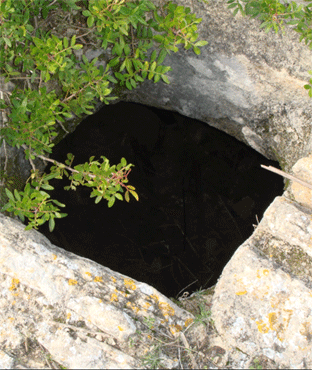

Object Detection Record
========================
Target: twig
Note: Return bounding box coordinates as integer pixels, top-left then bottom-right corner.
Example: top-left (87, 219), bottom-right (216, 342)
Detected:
top-left (261, 165), bottom-right (312, 190)
top-left (176, 280), bottom-right (198, 299)
top-left (56, 119), bottom-right (69, 134)
top-left (179, 331), bottom-right (198, 369)
top-left (178, 345), bottom-right (183, 369)
top-left (38, 341), bottom-right (53, 369)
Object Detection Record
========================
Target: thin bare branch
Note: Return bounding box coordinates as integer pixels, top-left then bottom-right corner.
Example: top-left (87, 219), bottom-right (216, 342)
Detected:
top-left (261, 165), bottom-right (312, 190)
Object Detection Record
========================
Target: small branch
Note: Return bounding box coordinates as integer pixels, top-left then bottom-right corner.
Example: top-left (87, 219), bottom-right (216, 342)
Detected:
top-left (261, 165), bottom-right (312, 190)
top-left (179, 331), bottom-right (198, 369)
top-left (56, 119), bottom-right (69, 134)
top-left (21, 145), bottom-right (130, 192)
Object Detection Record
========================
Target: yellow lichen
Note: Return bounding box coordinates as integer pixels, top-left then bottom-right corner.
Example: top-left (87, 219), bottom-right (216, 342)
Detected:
top-left (111, 276), bottom-right (116, 283)
top-left (68, 279), bottom-right (78, 285)
top-left (85, 272), bottom-right (92, 277)
top-left (94, 276), bottom-right (103, 282)
top-left (52, 254), bottom-right (57, 260)
top-left (159, 302), bottom-right (175, 317)
top-left (255, 309), bottom-right (293, 341)
top-left (110, 293), bottom-right (118, 302)
top-left (268, 312), bottom-right (277, 330)
top-left (257, 269), bottom-right (270, 278)
top-left (236, 290), bottom-right (247, 295)
top-left (118, 326), bottom-right (124, 331)
top-left (124, 278), bottom-right (136, 290)
top-left (150, 294), bottom-right (159, 302)
top-left (256, 319), bottom-right (269, 333)
top-left (67, 313), bottom-right (71, 320)
top-left (9, 278), bottom-right (20, 291)
top-left (169, 324), bottom-right (182, 335)
top-left (127, 302), bottom-right (139, 314)
top-left (185, 318), bottom-right (194, 327)
top-left (143, 302), bottom-right (151, 310)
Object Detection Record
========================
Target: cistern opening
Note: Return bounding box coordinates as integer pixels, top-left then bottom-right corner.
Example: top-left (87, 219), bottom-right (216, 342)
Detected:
top-left (39, 101), bottom-right (284, 298)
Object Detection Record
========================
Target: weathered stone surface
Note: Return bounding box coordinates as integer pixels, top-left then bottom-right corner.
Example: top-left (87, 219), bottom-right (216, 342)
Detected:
top-left (0, 213), bottom-right (194, 369)
top-left (290, 155), bottom-right (312, 209)
top-left (124, 0), bottom-right (312, 171)
top-left (212, 191), bottom-right (312, 369)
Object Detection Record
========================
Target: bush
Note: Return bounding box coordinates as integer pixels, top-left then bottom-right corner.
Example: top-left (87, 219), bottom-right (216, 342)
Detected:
top-left (0, 0), bottom-right (207, 231)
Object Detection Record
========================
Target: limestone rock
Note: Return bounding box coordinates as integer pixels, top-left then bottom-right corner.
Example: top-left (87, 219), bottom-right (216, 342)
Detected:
top-left (0, 213), bottom-right (194, 369)
top-left (124, 0), bottom-right (312, 171)
top-left (290, 155), bottom-right (312, 209)
top-left (212, 195), bottom-right (312, 368)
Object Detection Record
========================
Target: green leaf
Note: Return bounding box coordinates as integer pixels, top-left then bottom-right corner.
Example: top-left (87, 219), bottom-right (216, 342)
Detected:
top-left (161, 74), bottom-right (170, 84)
top-left (14, 189), bottom-right (21, 201)
top-left (72, 44), bottom-right (83, 50)
top-left (41, 184), bottom-right (54, 190)
top-left (71, 34), bottom-right (76, 47)
top-left (87, 16), bottom-right (95, 28)
top-left (129, 190), bottom-right (139, 201)
top-left (1, 203), bottom-right (12, 212)
top-left (42, 5), bottom-right (49, 19)
top-left (150, 61), bottom-right (157, 73)
top-left (49, 217), bottom-right (55, 232)
top-left (121, 157), bottom-right (127, 167)
top-left (5, 188), bottom-right (14, 201)
top-left (52, 199), bottom-right (66, 207)
top-left (115, 193), bottom-right (123, 201)
top-left (4, 38), bottom-right (12, 47)
top-left (126, 79), bottom-right (132, 90)
top-left (154, 74), bottom-right (161, 83)
top-left (63, 37), bottom-right (68, 48)
top-left (108, 196), bottom-right (115, 207)
top-left (195, 40), bottom-right (208, 47)
top-left (193, 46), bottom-right (201, 55)
top-left (228, 3), bottom-right (238, 9)
top-left (150, 50), bottom-right (157, 62)
top-left (125, 58), bottom-right (133, 74)
top-left (130, 78), bottom-right (136, 88)
top-left (95, 195), bottom-right (102, 204)
top-left (157, 49), bottom-right (167, 64)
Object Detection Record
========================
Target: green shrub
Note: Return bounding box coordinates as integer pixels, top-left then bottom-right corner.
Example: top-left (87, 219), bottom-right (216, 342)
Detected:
top-left (0, 0), bottom-right (207, 231)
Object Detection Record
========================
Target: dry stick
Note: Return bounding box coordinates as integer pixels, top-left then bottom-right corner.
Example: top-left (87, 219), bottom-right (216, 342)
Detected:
top-left (179, 332), bottom-right (198, 369)
top-left (261, 165), bottom-right (312, 190)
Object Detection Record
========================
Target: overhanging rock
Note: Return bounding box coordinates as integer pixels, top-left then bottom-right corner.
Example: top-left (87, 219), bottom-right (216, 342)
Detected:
top-left (124, 0), bottom-right (312, 171)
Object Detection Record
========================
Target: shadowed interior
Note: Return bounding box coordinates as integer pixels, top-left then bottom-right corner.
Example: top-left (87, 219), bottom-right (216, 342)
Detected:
top-left (38, 101), bottom-right (284, 298)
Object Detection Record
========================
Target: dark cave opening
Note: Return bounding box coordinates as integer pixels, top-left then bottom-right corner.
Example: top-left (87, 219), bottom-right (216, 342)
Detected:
top-left (38, 101), bottom-right (284, 298)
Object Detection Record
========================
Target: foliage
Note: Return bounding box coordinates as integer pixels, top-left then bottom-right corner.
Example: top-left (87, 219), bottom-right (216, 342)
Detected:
top-left (227, 0), bottom-right (312, 97)
top-left (0, 0), bottom-right (207, 231)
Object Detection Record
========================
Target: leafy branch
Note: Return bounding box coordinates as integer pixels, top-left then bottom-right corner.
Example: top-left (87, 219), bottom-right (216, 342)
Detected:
top-left (0, 0), bottom-right (207, 231)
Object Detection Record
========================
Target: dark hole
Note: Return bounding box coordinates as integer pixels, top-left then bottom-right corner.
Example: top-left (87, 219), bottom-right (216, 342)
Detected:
top-left (38, 101), bottom-right (284, 298)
